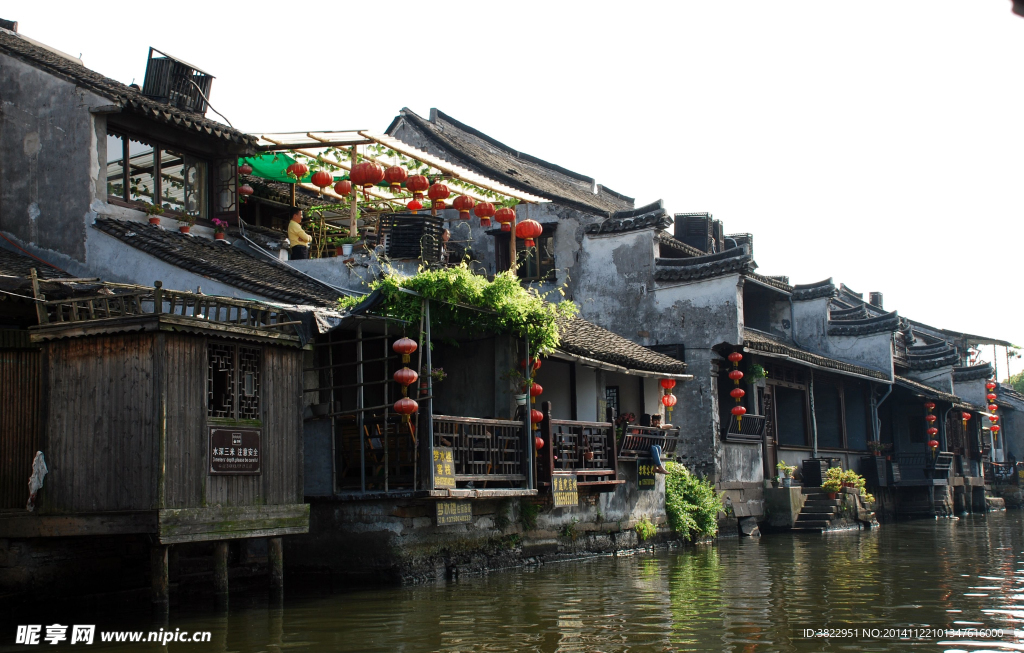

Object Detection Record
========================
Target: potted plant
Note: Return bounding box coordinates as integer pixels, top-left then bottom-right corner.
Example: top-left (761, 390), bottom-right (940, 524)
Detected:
top-left (144, 202), bottom-right (164, 226)
top-left (614, 412), bottom-right (636, 439)
top-left (212, 218), bottom-right (228, 241)
top-left (178, 213), bottom-right (197, 234)
top-left (841, 469), bottom-right (866, 491)
top-left (418, 366), bottom-right (446, 393)
top-left (821, 477), bottom-right (843, 500)
top-left (502, 368), bottom-right (531, 405)
top-left (776, 460), bottom-right (797, 487)
top-left (866, 440), bottom-right (891, 457)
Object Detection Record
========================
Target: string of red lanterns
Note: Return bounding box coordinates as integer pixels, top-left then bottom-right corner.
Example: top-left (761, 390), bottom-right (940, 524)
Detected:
top-left (925, 401), bottom-right (939, 455)
top-left (727, 352), bottom-right (746, 428)
top-left (515, 219), bottom-right (543, 248)
top-left (987, 379), bottom-right (1000, 445)
top-left (660, 378), bottom-right (676, 421)
top-left (391, 336), bottom-right (419, 423)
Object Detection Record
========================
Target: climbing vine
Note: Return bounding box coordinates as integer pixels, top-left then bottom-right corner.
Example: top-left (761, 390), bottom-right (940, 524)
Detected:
top-left (338, 263), bottom-right (577, 355)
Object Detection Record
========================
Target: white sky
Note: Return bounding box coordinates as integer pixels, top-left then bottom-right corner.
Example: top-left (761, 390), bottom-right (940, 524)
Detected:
top-left (12, 2), bottom-right (1024, 375)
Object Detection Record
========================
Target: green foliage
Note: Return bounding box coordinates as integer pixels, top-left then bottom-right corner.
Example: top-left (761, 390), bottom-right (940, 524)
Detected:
top-left (560, 517), bottom-right (580, 541)
top-left (860, 490), bottom-right (875, 504)
top-left (748, 364), bottom-right (767, 383)
top-left (339, 263), bottom-right (577, 355)
top-left (821, 478), bottom-right (843, 493)
top-left (634, 515), bottom-right (657, 542)
top-left (823, 466), bottom-right (845, 482)
top-left (493, 499), bottom-right (512, 531)
top-left (775, 460), bottom-right (797, 476)
top-left (1005, 370), bottom-right (1024, 395)
top-left (664, 463), bottom-right (723, 541)
top-left (841, 469), bottom-right (866, 489)
top-left (518, 499), bottom-right (540, 531)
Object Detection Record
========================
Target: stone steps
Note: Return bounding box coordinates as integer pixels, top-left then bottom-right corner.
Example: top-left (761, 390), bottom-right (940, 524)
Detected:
top-left (792, 520), bottom-right (832, 530)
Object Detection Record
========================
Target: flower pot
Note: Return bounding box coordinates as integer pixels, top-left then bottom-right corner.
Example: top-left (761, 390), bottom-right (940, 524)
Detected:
top-left (584, 451), bottom-right (594, 462)
top-left (148, 217), bottom-right (160, 226)
top-left (515, 393), bottom-right (528, 406)
top-left (214, 232), bottom-right (225, 240)
top-left (781, 477), bottom-right (792, 488)
top-left (827, 492), bottom-right (837, 500)
top-left (342, 243), bottom-right (354, 256)
top-left (873, 451), bottom-right (881, 457)
top-left (179, 226), bottom-right (190, 234)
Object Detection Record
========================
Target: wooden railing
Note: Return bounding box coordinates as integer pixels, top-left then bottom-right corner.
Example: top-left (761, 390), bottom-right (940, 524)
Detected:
top-left (536, 407), bottom-right (620, 489)
top-left (432, 415), bottom-right (526, 488)
top-left (985, 461), bottom-right (1019, 485)
top-left (894, 452), bottom-right (953, 486)
top-left (723, 414), bottom-right (766, 444)
top-left (617, 425), bottom-right (680, 461)
top-left (35, 281), bottom-right (299, 337)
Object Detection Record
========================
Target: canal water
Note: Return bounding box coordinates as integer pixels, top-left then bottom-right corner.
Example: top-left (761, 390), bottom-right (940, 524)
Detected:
top-left (4, 511), bottom-right (1024, 652)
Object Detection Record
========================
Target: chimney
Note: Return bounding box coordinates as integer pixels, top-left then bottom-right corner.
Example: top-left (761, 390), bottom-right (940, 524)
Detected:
top-left (869, 292), bottom-right (883, 309)
top-left (0, 18), bottom-right (18, 32)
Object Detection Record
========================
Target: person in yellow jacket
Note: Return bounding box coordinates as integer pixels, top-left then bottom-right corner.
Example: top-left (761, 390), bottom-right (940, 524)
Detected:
top-left (288, 208), bottom-right (312, 260)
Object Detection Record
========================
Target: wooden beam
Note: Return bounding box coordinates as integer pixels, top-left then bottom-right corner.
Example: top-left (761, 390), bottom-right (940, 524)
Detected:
top-left (157, 504), bottom-right (309, 545)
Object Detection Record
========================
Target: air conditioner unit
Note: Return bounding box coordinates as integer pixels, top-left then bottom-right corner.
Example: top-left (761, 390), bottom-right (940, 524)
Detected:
top-left (141, 47), bottom-right (214, 115)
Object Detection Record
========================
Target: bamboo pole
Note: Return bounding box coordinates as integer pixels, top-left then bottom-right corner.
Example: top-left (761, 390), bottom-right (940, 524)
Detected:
top-left (350, 145), bottom-right (359, 237)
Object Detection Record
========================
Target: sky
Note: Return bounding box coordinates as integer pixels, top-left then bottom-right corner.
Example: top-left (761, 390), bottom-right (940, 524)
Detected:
top-left (11, 2), bottom-right (1024, 375)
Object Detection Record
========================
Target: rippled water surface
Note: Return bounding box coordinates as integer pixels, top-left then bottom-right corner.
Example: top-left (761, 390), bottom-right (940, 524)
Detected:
top-left (6, 512), bottom-right (1024, 652)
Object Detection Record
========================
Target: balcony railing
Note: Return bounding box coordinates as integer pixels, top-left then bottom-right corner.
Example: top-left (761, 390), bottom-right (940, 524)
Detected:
top-left (537, 415), bottom-right (621, 490)
top-left (894, 452), bottom-right (953, 486)
top-left (984, 461), bottom-right (1019, 485)
top-left (723, 414), bottom-right (766, 444)
top-left (432, 415), bottom-right (527, 488)
top-left (617, 425), bottom-right (680, 462)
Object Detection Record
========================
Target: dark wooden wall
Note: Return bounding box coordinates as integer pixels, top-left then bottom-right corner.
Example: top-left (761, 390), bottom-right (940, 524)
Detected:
top-left (42, 334), bottom-right (159, 513)
top-left (0, 346), bottom-right (44, 509)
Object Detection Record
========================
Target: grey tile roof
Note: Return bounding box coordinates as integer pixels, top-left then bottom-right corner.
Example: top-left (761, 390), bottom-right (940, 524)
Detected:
top-left (557, 316), bottom-right (687, 374)
top-left (746, 272), bottom-right (794, 293)
top-left (952, 363), bottom-right (994, 382)
top-left (654, 247), bottom-right (754, 282)
top-left (584, 201), bottom-right (673, 235)
top-left (0, 30), bottom-right (255, 147)
top-left (894, 375), bottom-right (962, 405)
top-left (791, 278), bottom-right (836, 301)
top-left (92, 217), bottom-right (341, 306)
top-left (655, 232), bottom-right (706, 258)
top-left (827, 310), bottom-right (901, 336)
top-left (743, 328), bottom-right (890, 381)
top-left (389, 109), bottom-right (634, 215)
top-left (906, 343), bottom-right (959, 370)
top-left (0, 247), bottom-right (70, 280)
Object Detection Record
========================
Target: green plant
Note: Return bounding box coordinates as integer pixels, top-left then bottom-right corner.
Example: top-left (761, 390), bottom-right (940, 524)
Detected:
top-left (821, 478), bottom-right (843, 493)
top-left (776, 460), bottom-right (797, 477)
top-left (560, 517), bottom-right (580, 541)
top-left (634, 516), bottom-right (657, 542)
top-left (518, 499), bottom-right (539, 531)
top-left (143, 202), bottom-right (164, 216)
top-left (493, 499), bottom-right (512, 531)
top-left (841, 469), bottom-right (866, 489)
top-left (860, 489), bottom-right (875, 504)
top-left (823, 466), bottom-right (845, 482)
top-left (664, 463), bottom-right (723, 541)
top-left (748, 364), bottom-right (767, 383)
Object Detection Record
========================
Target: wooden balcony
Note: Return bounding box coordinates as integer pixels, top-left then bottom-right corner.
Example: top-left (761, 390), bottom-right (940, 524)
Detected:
top-left (985, 461), bottom-right (1018, 485)
top-left (723, 414), bottom-right (766, 444)
top-left (617, 425), bottom-right (680, 462)
top-left (432, 415), bottom-right (527, 488)
top-left (537, 414), bottom-right (622, 491)
top-left (894, 452), bottom-right (954, 486)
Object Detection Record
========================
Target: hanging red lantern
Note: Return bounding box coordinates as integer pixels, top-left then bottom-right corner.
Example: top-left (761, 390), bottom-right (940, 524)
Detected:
top-left (992, 425), bottom-right (1001, 434)
top-left (393, 367), bottom-right (418, 396)
top-left (530, 409), bottom-right (544, 431)
top-left (239, 162), bottom-right (253, 176)
top-left (350, 161), bottom-right (385, 190)
top-left (384, 166), bottom-right (408, 194)
top-left (731, 406), bottom-right (747, 417)
top-left (728, 370), bottom-right (744, 385)
top-left (494, 206), bottom-right (516, 232)
top-left (529, 382), bottom-right (544, 397)
top-left (408, 199), bottom-right (423, 213)
top-left (989, 404), bottom-right (999, 412)
top-left (286, 162), bottom-right (309, 179)
top-left (927, 439), bottom-right (939, 449)
top-left (661, 394), bottom-right (677, 408)
top-left (660, 379), bottom-right (676, 391)
top-left (962, 412), bottom-right (972, 428)
top-left (520, 358), bottom-right (542, 371)
top-left (452, 195), bottom-right (475, 220)
top-left (986, 380), bottom-right (998, 391)
top-left (474, 201), bottom-right (495, 227)
top-left (238, 184), bottom-right (254, 197)
top-left (925, 414), bottom-right (937, 423)
top-left (393, 337), bottom-right (418, 363)
top-left (727, 352), bottom-right (743, 366)
top-left (924, 401), bottom-right (936, 411)
top-left (428, 182), bottom-right (450, 210)
top-left (393, 397), bottom-right (419, 423)
top-left (730, 388), bottom-right (745, 400)
top-left (515, 219), bottom-right (544, 247)
top-left (334, 180), bottom-right (352, 196)
top-left (311, 170), bottom-right (333, 192)
top-left (406, 175), bottom-right (429, 200)
top-left (989, 415), bottom-right (999, 423)
top-left (534, 436), bottom-right (545, 450)
top-left (987, 393), bottom-right (998, 402)
top-left (927, 427), bottom-right (938, 436)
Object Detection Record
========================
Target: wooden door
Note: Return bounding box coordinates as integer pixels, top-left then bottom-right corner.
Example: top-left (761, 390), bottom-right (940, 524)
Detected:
top-left (761, 385), bottom-right (777, 478)
top-left (0, 347), bottom-right (43, 509)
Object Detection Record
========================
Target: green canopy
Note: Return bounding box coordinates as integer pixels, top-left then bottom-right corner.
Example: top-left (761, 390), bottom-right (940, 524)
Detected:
top-left (239, 153), bottom-right (321, 184)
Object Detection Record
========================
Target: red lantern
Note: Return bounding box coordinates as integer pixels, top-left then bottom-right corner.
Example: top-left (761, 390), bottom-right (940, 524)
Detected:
top-left (986, 380), bottom-right (997, 391)
top-left (406, 175), bottom-right (429, 200)
top-left (925, 414), bottom-right (937, 423)
top-left (515, 219), bottom-right (544, 247)
top-left (384, 166), bottom-right (408, 193)
top-left (990, 415), bottom-right (999, 423)
top-left (987, 393), bottom-right (998, 402)
top-left (530, 409), bottom-right (544, 430)
top-left (661, 394), bottom-right (677, 408)
top-left (428, 182), bottom-right (450, 210)
top-left (334, 180), bottom-right (352, 196)
top-left (393, 367), bottom-right (418, 396)
top-left (660, 379), bottom-right (676, 391)
top-left (408, 200), bottom-right (423, 213)
top-left (393, 337), bottom-right (418, 363)
top-left (238, 184), bottom-right (254, 197)
top-left (394, 397), bottom-right (418, 423)
top-left (962, 412), bottom-right (972, 428)
top-left (286, 162), bottom-right (309, 179)
top-left (924, 401), bottom-right (935, 411)
top-left (989, 404), bottom-right (999, 412)
top-left (350, 161), bottom-right (385, 190)
top-left (728, 370), bottom-right (744, 384)
top-left (529, 382), bottom-right (543, 397)
top-left (453, 195), bottom-right (475, 220)
top-left (534, 436), bottom-right (545, 450)
top-left (927, 427), bottom-right (938, 436)
top-left (730, 388), bottom-right (745, 400)
top-left (520, 358), bottom-right (542, 371)
top-left (239, 162), bottom-right (253, 176)
top-left (992, 425), bottom-right (1001, 434)
top-left (311, 170), bottom-right (333, 193)
top-left (494, 206), bottom-right (516, 232)
top-left (474, 201), bottom-right (495, 227)
top-left (727, 352), bottom-right (743, 366)
top-left (731, 406), bottom-right (747, 417)
top-left (927, 439), bottom-right (939, 449)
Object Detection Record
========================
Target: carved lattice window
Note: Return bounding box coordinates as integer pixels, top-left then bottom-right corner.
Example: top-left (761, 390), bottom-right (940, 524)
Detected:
top-left (207, 343), bottom-right (261, 420)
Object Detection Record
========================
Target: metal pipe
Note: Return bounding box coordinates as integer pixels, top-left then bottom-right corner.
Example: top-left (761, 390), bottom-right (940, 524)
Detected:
top-left (873, 383), bottom-right (893, 453)
top-left (809, 370), bottom-right (819, 458)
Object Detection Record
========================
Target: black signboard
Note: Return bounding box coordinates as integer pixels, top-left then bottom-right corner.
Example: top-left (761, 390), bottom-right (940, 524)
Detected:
top-left (552, 473), bottom-right (578, 507)
top-left (638, 461), bottom-right (657, 491)
top-left (436, 501), bottom-right (472, 525)
top-left (433, 446), bottom-right (456, 489)
top-left (209, 428), bottom-right (261, 475)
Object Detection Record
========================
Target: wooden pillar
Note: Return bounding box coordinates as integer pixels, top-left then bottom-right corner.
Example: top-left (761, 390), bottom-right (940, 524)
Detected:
top-left (213, 541), bottom-right (229, 596)
top-left (349, 145), bottom-right (359, 237)
top-left (150, 544), bottom-right (169, 605)
top-left (268, 537), bottom-right (284, 590)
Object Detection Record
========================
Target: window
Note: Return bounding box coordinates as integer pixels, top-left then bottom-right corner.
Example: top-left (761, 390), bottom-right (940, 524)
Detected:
top-left (106, 130), bottom-right (208, 219)
top-left (605, 386), bottom-right (620, 416)
top-left (775, 386), bottom-right (808, 446)
top-left (813, 381), bottom-right (843, 449)
top-left (844, 383), bottom-right (870, 451)
top-left (493, 230), bottom-right (556, 282)
top-left (207, 343), bottom-right (261, 421)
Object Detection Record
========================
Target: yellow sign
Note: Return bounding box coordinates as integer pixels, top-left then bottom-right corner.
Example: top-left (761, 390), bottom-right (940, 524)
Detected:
top-left (552, 473), bottom-right (578, 507)
top-left (436, 501), bottom-right (472, 524)
top-left (433, 446), bottom-right (456, 489)
top-left (638, 462), bottom-right (656, 491)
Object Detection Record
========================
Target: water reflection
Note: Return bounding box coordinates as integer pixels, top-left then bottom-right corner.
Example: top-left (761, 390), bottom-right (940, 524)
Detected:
top-left (5, 513), bottom-right (1024, 652)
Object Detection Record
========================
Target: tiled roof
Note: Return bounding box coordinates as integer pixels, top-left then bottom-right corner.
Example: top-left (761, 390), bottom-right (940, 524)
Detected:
top-left (827, 310), bottom-right (900, 336)
top-left (743, 328), bottom-right (890, 381)
top-left (746, 272), bottom-right (793, 293)
top-left (0, 30), bottom-right (255, 147)
top-left (894, 375), bottom-right (961, 405)
top-left (654, 247), bottom-right (754, 282)
top-left (655, 232), bottom-right (705, 258)
top-left (952, 363), bottom-right (994, 382)
top-left (906, 343), bottom-right (959, 370)
top-left (389, 108), bottom-right (634, 215)
top-left (0, 247), bottom-right (70, 280)
top-left (92, 217), bottom-right (341, 306)
top-left (557, 316), bottom-right (687, 374)
top-left (791, 278), bottom-right (836, 301)
top-left (584, 201), bottom-right (673, 235)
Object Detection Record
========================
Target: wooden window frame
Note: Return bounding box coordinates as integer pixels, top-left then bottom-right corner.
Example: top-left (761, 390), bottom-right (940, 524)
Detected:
top-left (492, 226), bottom-right (556, 282)
top-left (207, 342), bottom-right (263, 425)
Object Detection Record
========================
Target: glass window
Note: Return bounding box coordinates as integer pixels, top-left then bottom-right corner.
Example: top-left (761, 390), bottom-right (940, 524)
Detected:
top-left (160, 150), bottom-right (207, 219)
top-left (844, 383), bottom-right (870, 451)
top-left (775, 386), bottom-right (807, 446)
top-left (813, 382), bottom-right (843, 449)
top-left (516, 233), bottom-right (555, 282)
top-left (106, 133), bottom-right (125, 199)
top-left (127, 138), bottom-right (156, 205)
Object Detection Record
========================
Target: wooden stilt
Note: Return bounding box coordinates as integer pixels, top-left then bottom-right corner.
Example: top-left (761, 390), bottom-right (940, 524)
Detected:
top-left (214, 541), bottom-right (229, 595)
top-left (268, 537), bottom-right (284, 590)
top-left (151, 544), bottom-right (169, 605)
